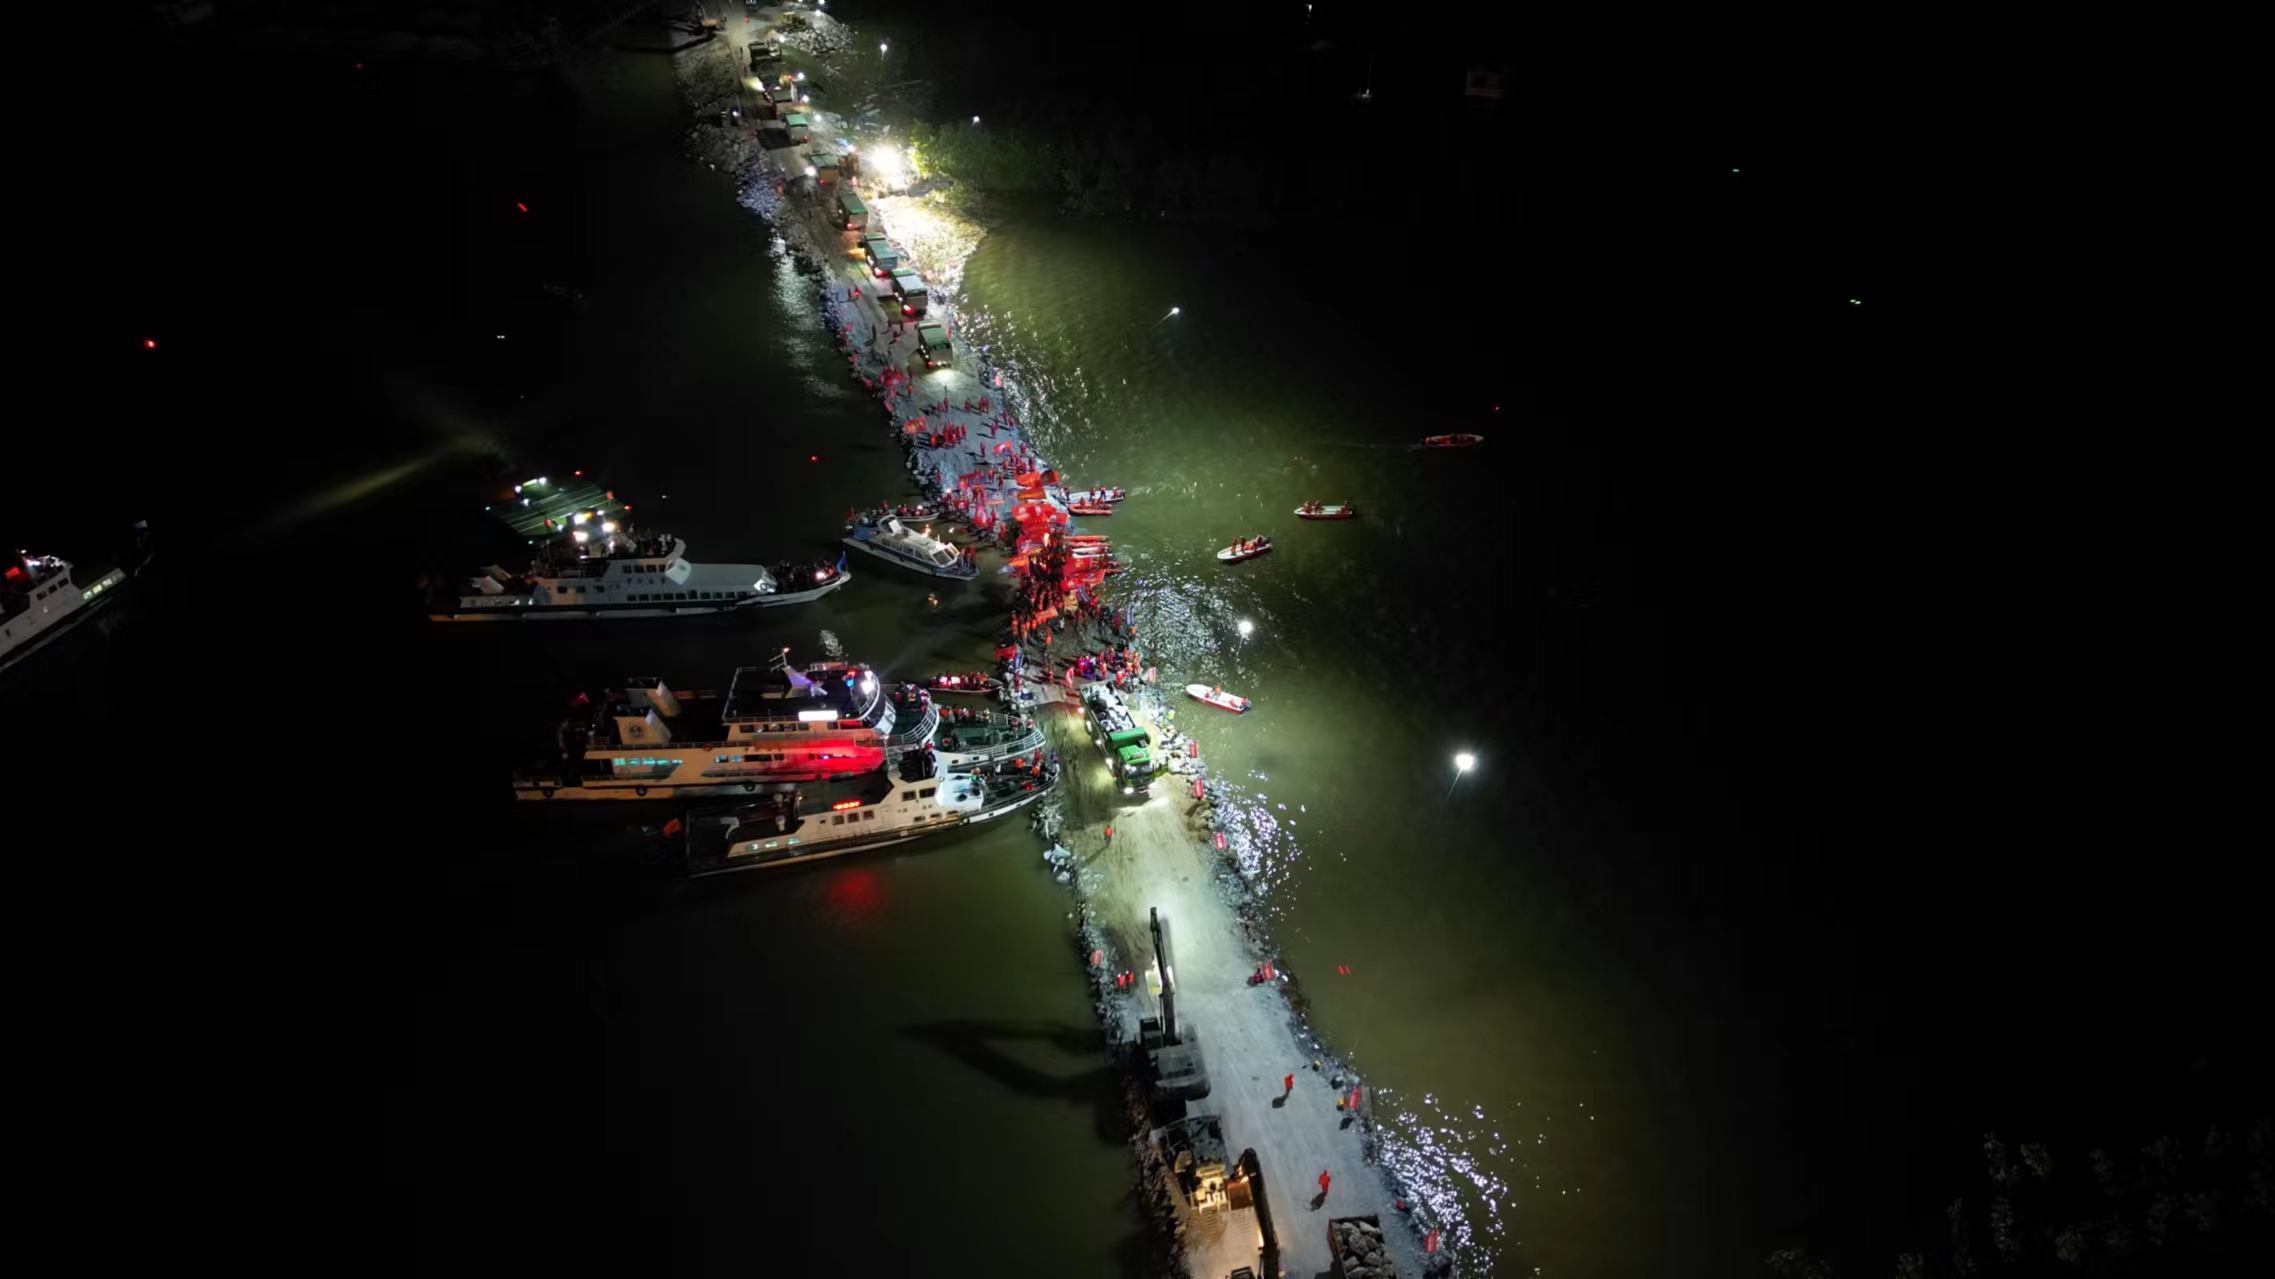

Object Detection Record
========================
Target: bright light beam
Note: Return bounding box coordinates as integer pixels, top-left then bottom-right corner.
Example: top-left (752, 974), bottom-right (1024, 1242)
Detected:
top-left (1446, 751), bottom-right (1477, 801)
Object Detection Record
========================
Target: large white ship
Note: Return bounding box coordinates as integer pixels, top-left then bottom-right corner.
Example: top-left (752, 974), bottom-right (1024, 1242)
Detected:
top-left (684, 753), bottom-right (1059, 876)
top-left (514, 651), bottom-right (941, 801)
top-left (2, 548), bottom-right (130, 677)
top-left (430, 521), bottom-right (849, 621)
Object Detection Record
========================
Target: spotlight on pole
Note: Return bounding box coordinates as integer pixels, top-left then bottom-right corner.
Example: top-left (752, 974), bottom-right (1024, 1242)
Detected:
top-left (1237, 619), bottom-right (1254, 638)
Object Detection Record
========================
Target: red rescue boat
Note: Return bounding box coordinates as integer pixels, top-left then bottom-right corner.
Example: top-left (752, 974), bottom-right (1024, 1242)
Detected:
top-left (1068, 503), bottom-right (1113, 516)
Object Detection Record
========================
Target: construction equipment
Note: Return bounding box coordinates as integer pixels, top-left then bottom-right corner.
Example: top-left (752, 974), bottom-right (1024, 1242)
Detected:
top-left (1140, 907), bottom-right (1210, 1099)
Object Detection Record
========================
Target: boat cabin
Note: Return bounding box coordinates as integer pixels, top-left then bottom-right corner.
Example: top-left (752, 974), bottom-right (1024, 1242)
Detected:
top-left (836, 190), bottom-right (869, 231)
top-left (782, 112), bottom-right (811, 143)
top-left (917, 322), bottom-right (952, 368)
top-left (862, 236), bottom-right (900, 276)
top-left (889, 268), bottom-right (929, 316)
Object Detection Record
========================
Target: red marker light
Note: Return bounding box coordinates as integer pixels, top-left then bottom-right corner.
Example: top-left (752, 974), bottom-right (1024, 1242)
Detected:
top-left (516, 202), bottom-right (529, 213)
top-left (143, 339), bottom-right (157, 350)
top-left (809, 455), bottom-right (819, 462)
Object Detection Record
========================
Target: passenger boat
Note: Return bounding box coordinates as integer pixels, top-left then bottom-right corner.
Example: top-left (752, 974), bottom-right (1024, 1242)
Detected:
top-left (1293, 503), bottom-right (1357, 520)
top-left (924, 671), bottom-right (1005, 697)
top-left (1185, 684), bottom-right (1253, 714)
top-left (1215, 537), bottom-right (1273, 563)
top-left (3, 544), bottom-right (134, 677)
top-left (512, 651), bottom-right (939, 800)
top-left (843, 515), bottom-right (978, 580)
top-left (429, 522), bottom-right (848, 622)
top-left (684, 754), bottom-right (1058, 876)
top-left (1420, 433), bottom-right (1484, 449)
top-left (1064, 487), bottom-right (1125, 505)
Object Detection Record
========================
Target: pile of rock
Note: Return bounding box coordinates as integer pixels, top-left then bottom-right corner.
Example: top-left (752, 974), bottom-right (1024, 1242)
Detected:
top-left (1329, 1216), bottom-right (1399, 1279)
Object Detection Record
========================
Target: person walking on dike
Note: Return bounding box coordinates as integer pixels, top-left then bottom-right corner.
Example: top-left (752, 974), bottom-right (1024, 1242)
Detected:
top-left (1283, 1073), bottom-right (1295, 1096)
top-left (1318, 1170), bottom-right (1331, 1198)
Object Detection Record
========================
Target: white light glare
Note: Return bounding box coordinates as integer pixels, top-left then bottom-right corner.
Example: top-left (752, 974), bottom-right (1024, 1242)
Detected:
top-left (1455, 752), bottom-right (1477, 773)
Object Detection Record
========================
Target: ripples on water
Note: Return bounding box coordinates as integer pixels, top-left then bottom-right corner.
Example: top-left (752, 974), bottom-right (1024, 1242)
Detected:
top-left (954, 230), bottom-right (1586, 1269)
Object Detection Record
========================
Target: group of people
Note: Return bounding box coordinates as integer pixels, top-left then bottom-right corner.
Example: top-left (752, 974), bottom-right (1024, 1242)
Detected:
top-left (1231, 535), bottom-right (1272, 553)
top-left (1298, 500), bottom-right (1352, 515)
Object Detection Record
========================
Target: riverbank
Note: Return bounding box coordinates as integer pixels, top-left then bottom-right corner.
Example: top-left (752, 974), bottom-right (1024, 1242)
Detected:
top-left (674, 13), bottom-right (1447, 1276)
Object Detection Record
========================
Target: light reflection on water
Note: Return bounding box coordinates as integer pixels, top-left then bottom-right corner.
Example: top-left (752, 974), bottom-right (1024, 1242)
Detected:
top-left (956, 228), bottom-right (1584, 1269)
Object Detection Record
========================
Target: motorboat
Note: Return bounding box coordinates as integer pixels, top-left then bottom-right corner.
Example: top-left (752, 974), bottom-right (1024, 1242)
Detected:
top-left (1185, 684), bottom-right (1252, 714)
top-left (1068, 503), bottom-right (1113, 517)
top-left (1293, 503), bottom-right (1357, 520)
top-left (1064, 487), bottom-right (1125, 505)
top-left (1215, 537), bottom-right (1273, 563)
top-left (1420, 433), bottom-right (1484, 449)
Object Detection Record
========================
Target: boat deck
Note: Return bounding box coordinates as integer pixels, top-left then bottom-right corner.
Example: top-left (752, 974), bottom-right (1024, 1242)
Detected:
top-left (491, 476), bottom-right (619, 541)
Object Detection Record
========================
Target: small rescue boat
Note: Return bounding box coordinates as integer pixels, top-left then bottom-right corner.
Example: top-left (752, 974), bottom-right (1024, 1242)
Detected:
top-left (1294, 503), bottom-right (1357, 520)
top-left (926, 672), bottom-right (1005, 697)
top-left (1215, 537), bottom-right (1273, 563)
top-left (1068, 503), bottom-right (1113, 517)
top-left (1065, 487), bottom-right (1126, 505)
top-left (1420, 433), bottom-right (1484, 449)
top-left (1185, 684), bottom-right (1253, 714)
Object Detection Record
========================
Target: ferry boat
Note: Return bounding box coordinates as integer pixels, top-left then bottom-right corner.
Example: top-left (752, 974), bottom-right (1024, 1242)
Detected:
top-left (1215, 536), bottom-right (1273, 563)
top-left (2, 547), bottom-right (131, 677)
top-left (843, 516), bottom-right (978, 580)
top-left (684, 753), bottom-right (1059, 876)
top-left (429, 523), bottom-right (849, 621)
top-left (1294, 503), bottom-right (1358, 520)
top-left (513, 651), bottom-right (940, 800)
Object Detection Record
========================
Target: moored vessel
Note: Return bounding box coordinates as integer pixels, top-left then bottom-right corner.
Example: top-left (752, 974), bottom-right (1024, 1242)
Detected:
top-left (1294, 502), bottom-right (1358, 520)
top-left (2, 545), bottom-right (133, 677)
top-left (1420, 433), bottom-right (1484, 449)
top-left (429, 521), bottom-right (848, 622)
top-left (684, 752), bottom-right (1059, 875)
top-left (513, 650), bottom-right (938, 800)
top-left (843, 516), bottom-right (978, 580)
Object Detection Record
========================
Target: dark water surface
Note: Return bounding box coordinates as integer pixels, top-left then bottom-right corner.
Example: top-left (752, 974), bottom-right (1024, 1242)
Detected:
top-left (55, 16), bottom-right (2264, 1279)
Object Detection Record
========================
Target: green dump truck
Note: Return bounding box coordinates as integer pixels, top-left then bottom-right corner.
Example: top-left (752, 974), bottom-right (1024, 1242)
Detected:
top-left (1082, 684), bottom-right (1156, 796)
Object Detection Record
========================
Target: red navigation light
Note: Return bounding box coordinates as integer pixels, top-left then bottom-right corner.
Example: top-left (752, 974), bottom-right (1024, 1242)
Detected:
top-left (831, 799), bottom-right (862, 811)
top-left (810, 455), bottom-right (819, 462)
top-left (143, 338), bottom-right (157, 350)
top-left (516, 202), bottom-right (529, 213)
top-left (901, 305), bottom-right (913, 315)
top-left (573, 469), bottom-right (583, 476)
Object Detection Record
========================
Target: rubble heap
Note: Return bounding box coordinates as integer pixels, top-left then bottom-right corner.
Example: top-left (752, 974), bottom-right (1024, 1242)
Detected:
top-left (1330, 1216), bottom-right (1401, 1279)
